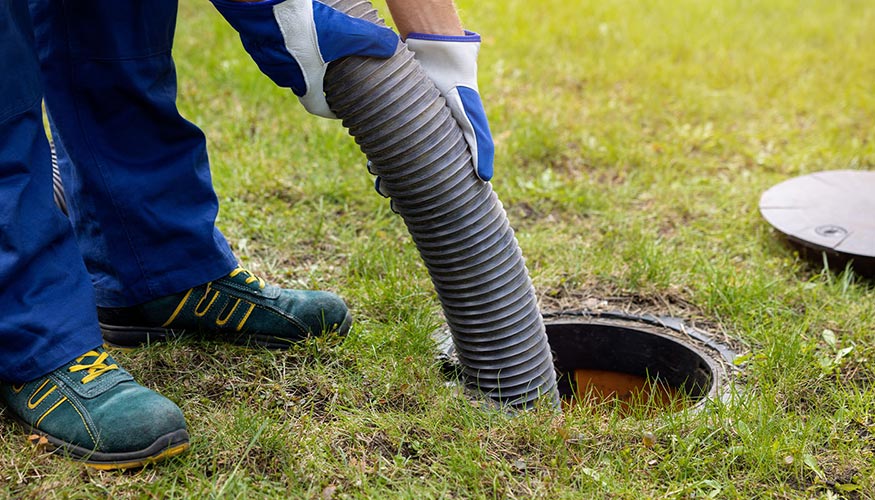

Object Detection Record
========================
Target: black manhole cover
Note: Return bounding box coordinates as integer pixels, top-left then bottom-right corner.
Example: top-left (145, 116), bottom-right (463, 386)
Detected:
top-left (759, 170), bottom-right (875, 277)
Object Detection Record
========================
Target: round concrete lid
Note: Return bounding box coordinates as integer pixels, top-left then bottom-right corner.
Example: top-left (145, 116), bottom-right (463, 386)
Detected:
top-left (759, 170), bottom-right (875, 277)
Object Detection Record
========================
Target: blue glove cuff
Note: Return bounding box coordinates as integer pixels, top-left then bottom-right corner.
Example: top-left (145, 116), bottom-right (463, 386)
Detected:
top-left (458, 86), bottom-right (494, 181)
top-left (405, 30), bottom-right (481, 43)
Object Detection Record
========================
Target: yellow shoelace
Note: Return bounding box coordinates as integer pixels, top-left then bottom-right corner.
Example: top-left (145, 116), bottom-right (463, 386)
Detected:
top-left (68, 351), bottom-right (119, 384)
top-left (229, 267), bottom-right (266, 289)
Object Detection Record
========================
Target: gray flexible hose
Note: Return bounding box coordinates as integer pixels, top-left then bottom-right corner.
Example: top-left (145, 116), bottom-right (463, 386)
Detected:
top-left (322, 0), bottom-right (560, 409)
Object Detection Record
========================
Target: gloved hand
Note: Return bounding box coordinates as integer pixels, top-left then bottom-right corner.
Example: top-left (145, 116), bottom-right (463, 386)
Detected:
top-left (406, 31), bottom-right (494, 181)
top-left (211, 0), bottom-right (399, 118)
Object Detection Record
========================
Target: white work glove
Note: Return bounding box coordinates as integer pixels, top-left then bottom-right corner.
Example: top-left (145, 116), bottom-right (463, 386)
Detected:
top-left (405, 30), bottom-right (494, 181)
top-left (212, 0), bottom-right (399, 118)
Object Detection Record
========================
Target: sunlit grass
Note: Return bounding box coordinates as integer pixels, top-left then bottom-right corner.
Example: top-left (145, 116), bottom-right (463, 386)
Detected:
top-left (2, 0), bottom-right (874, 497)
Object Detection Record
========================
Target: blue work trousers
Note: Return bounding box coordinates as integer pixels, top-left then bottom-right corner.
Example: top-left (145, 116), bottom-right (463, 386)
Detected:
top-left (0, 0), bottom-right (237, 381)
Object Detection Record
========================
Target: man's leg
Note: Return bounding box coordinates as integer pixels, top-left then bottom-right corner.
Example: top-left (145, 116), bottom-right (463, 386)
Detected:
top-left (0, 0), bottom-right (188, 469)
top-left (28, 0), bottom-right (350, 348)
top-left (0, 0), bottom-right (100, 384)
top-left (29, 0), bottom-right (239, 308)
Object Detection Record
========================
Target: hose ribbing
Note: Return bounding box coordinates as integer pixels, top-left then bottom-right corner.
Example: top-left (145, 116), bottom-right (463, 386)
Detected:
top-left (322, 0), bottom-right (559, 409)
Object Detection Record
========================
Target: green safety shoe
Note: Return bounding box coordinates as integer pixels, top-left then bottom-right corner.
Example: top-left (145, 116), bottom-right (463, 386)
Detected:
top-left (98, 267), bottom-right (352, 349)
top-left (0, 348), bottom-right (189, 470)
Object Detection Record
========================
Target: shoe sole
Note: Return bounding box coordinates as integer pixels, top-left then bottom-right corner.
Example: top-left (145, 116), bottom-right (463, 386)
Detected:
top-left (100, 311), bottom-right (353, 349)
top-left (17, 417), bottom-right (190, 470)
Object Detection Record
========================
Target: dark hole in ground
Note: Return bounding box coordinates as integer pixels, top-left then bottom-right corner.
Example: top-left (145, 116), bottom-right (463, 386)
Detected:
top-left (545, 320), bottom-right (720, 413)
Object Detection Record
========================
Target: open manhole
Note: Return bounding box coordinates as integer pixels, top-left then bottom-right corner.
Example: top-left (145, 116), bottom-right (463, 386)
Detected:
top-left (437, 311), bottom-right (736, 415)
top-left (544, 313), bottom-right (735, 414)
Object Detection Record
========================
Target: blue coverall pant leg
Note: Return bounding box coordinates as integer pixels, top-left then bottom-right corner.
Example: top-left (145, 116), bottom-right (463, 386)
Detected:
top-left (28, 0), bottom-right (239, 308)
top-left (0, 0), bottom-right (103, 383)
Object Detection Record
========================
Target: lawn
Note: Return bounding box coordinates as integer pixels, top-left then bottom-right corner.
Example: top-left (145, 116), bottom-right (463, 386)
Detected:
top-left (2, 0), bottom-right (874, 498)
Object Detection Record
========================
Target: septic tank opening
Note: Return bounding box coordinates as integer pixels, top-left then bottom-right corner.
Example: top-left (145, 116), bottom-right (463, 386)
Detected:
top-left (544, 316), bottom-right (728, 414)
top-left (436, 311), bottom-right (736, 414)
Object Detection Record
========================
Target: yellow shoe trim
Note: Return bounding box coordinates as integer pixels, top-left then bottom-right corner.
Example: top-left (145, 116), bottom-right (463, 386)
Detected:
top-left (36, 396), bottom-right (68, 427)
top-left (194, 285), bottom-right (219, 318)
top-left (236, 303), bottom-right (256, 332)
top-left (27, 380), bottom-right (56, 410)
top-left (215, 299), bottom-right (240, 326)
top-left (84, 442), bottom-right (191, 471)
top-left (25, 402), bottom-right (95, 453)
top-left (161, 288), bottom-right (194, 327)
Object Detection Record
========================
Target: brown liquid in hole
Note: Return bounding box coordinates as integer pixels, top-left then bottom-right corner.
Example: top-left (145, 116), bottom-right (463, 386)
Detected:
top-left (567, 369), bottom-right (686, 415)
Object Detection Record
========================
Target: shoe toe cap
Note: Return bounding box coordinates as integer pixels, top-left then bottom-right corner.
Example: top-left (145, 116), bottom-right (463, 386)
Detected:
top-left (293, 290), bottom-right (351, 336)
top-left (266, 289), bottom-right (350, 339)
top-left (89, 384), bottom-right (188, 454)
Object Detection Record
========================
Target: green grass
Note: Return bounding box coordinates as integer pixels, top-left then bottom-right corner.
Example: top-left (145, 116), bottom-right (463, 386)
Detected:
top-left (3, 0), bottom-right (875, 497)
